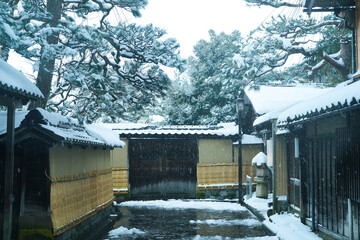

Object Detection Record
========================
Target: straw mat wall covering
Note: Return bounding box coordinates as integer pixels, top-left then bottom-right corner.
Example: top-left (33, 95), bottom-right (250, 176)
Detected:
top-left (50, 170), bottom-right (114, 235)
top-left (112, 167), bottom-right (128, 191)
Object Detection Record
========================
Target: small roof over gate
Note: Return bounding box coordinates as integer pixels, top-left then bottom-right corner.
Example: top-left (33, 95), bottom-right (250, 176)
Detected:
top-left (0, 108), bottom-right (124, 147)
top-left (0, 59), bottom-right (43, 105)
top-left (100, 122), bottom-right (239, 138)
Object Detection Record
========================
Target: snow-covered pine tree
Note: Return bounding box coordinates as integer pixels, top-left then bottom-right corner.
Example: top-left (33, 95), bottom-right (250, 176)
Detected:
top-left (164, 30), bottom-right (245, 125)
top-left (0, 0), bottom-right (185, 122)
top-left (241, 0), bottom-right (352, 83)
top-left (164, 11), bottom-right (350, 125)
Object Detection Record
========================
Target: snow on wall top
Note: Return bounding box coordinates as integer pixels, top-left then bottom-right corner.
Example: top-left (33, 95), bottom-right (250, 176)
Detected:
top-left (0, 108), bottom-right (124, 147)
top-left (102, 122), bottom-right (239, 137)
top-left (245, 85), bottom-right (331, 115)
top-left (0, 59), bottom-right (43, 99)
top-left (233, 134), bottom-right (263, 145)
top-left (277, 80), bottom-right (360, 126)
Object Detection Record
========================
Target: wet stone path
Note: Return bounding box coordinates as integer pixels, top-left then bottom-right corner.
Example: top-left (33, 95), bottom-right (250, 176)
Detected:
top-left (103, 200), bottom-right (276, 240)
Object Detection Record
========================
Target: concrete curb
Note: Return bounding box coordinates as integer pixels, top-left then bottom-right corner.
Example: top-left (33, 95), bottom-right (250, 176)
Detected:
top-left (243, 202), bottom-right (278, 238)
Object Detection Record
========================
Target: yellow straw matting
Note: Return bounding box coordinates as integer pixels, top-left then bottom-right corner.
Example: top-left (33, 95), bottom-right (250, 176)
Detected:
top-left (50, 170), bottom-right (114, 235)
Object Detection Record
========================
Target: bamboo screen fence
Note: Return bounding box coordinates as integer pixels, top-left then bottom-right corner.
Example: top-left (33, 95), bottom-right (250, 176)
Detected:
top-left (198, 140), bottom-right (260, 188)
top-left (49, 146), bottom-right (114, 235)
top-left (111, 142), bottom-right (128, 192)
top-left (112, 167), bottom-right (128, 191)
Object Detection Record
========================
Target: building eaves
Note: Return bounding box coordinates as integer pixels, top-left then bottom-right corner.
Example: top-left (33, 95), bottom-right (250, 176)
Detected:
top-left (0, 59), bottom-right (43, 101)
top-left (277, 80), bottom-right (360, 127)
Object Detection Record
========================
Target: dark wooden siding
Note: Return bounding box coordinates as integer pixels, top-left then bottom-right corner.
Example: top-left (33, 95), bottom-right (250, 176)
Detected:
top-left (129, 139), bottom-right (197, 199)
top-left (336, 126), bottom-right (360, 203)
top-left (304, 127), bottom-right (360, 238)
top-left (23, 139), bottom-right (48, 212)
top-left (0, 143), bottom-right (5, 236)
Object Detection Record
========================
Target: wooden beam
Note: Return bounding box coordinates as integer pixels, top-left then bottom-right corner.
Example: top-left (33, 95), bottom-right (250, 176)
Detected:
top-left (3, 106), bottom-right (15, 240)
top-left (0, 95), bottom-right (24, 108)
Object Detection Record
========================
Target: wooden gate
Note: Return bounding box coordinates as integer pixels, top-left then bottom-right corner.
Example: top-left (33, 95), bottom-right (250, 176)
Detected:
top-left (128, 139), bottom-right (197, 199)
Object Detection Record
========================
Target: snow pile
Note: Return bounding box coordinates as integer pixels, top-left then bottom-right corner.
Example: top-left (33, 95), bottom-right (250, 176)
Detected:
top-left (252, 152), bottom-right (267, 167)
top-left (278, 80), bottom-right (360, 125)
top-left (0, 59), bottom-right (43, 99)
top-left (245, 193), bottom-right (322, 240)
top-left (244, 193), bottom-right (272, 216)
top-left (263, 213), bottom-right (322, 240)
top-left (189, 218), bottom-right (261, 227)
top-left (192, 235), bottom-right (278, 240)
top-left (198, 183), bottom-right (237, 188)
top-left (117, 199), bottom-right (247, 212)
top-left (245, 85), bottom-right (331, 115)
top-left (108, 226), bottom-right (145, 237)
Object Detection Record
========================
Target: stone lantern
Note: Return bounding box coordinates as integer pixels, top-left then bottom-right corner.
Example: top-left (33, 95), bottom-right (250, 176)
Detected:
top-left (252, 152), bottom-right (270, 198)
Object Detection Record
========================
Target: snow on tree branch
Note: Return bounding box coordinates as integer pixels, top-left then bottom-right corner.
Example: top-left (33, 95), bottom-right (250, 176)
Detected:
top-left (244, 0), bottom-right (302, 8)
top-left (1, 0), bottom-right (185, 122)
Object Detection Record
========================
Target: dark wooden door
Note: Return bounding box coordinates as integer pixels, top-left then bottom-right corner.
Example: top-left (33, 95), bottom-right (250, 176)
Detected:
top-left (129, 139), bottom-right (197, 199)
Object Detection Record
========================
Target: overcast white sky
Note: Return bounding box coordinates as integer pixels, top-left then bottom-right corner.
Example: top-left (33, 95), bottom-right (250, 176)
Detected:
top-left (123, 0), bottom-right (282, 58)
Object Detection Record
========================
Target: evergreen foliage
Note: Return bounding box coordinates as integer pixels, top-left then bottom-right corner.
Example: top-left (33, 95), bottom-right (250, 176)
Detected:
top-left (164, 13), bottom-right (351, 125)
top-left (0, 0), bottom-right (185, 122)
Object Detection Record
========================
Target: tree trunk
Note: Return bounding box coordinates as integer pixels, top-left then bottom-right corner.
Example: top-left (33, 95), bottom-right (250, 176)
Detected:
top-left (334, 41), bottom-right (352, 81)
top-left (29, 0), bottom-right (62, 109)
top-left (339, 41), bottom-right (352, 79)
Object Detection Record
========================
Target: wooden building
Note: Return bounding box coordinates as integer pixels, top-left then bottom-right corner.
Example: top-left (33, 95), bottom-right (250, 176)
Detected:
top-left (276, 79), bottom-right (360, 239)
top-left (102, 123), bottom-right (263, 199)
top-left (248, 85), bottom-right (331, 205)
top-left (0, 108), bottom-right (123, 239)
top-left (0, 59), bottom-right (43, 240)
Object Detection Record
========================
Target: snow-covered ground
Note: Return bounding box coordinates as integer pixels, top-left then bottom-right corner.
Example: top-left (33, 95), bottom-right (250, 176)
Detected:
top-left (107, 197), bottom-right (323, 240)
top-left (244, 193), bottom-right (323, 240)
top-left (118, 199), bottom-right (247, 212)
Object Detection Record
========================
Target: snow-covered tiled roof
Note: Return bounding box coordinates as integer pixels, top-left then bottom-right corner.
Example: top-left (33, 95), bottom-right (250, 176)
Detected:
top-left (101, 122), bottom-right (239, 137)
top-left (277, 80), bottom-right (360, 126)
top-left (0, 108), bottom-right (124, 147)
top-left (245, 85), bottom-right (331, 115)
top-left (0, 59), bottom-right (43, 100)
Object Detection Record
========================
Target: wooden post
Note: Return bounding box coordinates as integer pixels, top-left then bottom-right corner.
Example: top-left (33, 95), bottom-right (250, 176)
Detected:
top-left (238, 117), bottom-right (243, 204)
top-left (272, 120), bottom-right (277, 212)
top-left (348, 199), bottom-right (353, 240)
top-left (3, 106), bottom-right (15, 240)
top-left (300, 136), bottom-right (307, 224)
